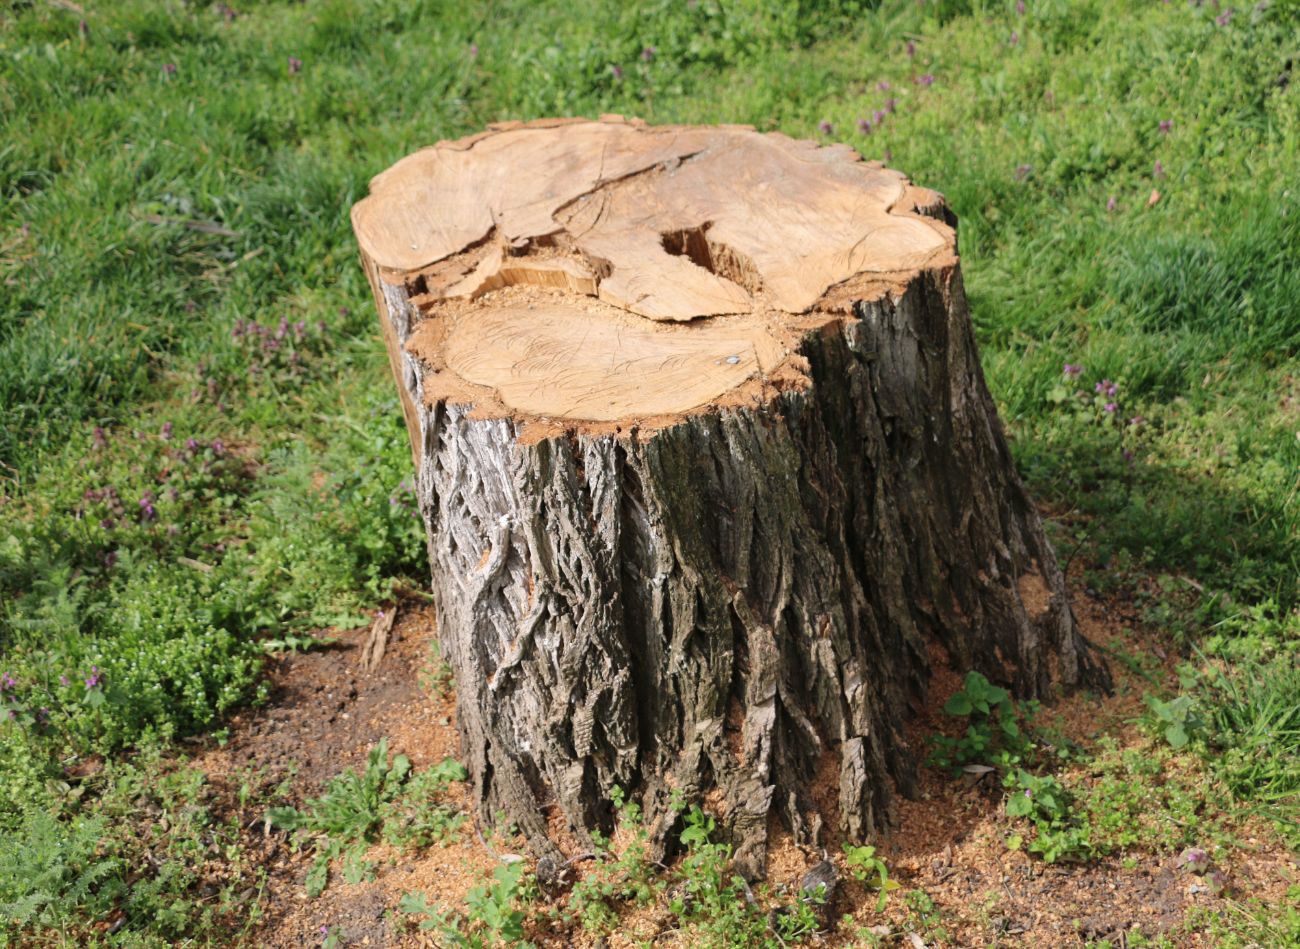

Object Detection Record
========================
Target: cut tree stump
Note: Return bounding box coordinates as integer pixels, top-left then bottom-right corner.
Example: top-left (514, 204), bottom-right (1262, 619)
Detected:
top-left (351, 116), bottom-right (1109, 877)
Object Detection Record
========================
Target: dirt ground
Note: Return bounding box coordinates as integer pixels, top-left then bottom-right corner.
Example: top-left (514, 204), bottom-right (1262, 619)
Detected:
top-left (189, 575), bottom-right (1298, 949)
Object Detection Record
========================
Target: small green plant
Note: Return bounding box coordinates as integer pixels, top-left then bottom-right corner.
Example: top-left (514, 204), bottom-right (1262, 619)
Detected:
top-left (665, 805), bottom-right (825, 948)
top-left (772, 891), bottom-right (824, 943)
top-left (266, 739), bottom-right (465, 897)
top-left (842, 843), bottom-right (899, 911)
top-left (930, 671), bottom-right (1038, 770)
top-left (400, 860), bottom-right (533, 948)
top-left (1003, 769), bottom-right (1092, 863)
top-left (1144, 693), bottom-right (1202, 750)
top-left (670, 806), bottom-right (768, 946)
top-left (261, 632), bottom-right (339, 654)
top-left (564, 786), bottom-right (657, 932)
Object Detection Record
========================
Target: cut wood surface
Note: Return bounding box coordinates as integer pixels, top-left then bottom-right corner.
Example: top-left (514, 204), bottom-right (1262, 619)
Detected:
top-left (353, 116), bottom-right (1108, 878)
top-left (352, 116), bottom-right (957, 441)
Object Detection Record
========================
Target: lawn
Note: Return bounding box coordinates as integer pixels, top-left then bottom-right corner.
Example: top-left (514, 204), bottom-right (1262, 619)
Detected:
top-left (1, 0), bottom-right (1297, 945)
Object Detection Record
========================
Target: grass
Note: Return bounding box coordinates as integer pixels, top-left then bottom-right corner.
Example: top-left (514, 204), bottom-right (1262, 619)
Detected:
top-left (1, 0), bottom-right (1298, 944)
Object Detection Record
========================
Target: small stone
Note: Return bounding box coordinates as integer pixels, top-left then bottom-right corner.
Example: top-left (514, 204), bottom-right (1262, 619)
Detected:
top-left (725, 355), bottom-right (740, 365)
top-left (800, 858), bottom-right (838, 900)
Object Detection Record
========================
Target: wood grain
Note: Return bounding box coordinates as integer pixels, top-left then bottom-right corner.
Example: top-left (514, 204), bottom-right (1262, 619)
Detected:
top-left (351, 116), bottom-right (956, 431)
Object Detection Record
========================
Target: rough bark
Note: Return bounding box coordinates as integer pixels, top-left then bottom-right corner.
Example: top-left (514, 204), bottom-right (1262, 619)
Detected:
top-left (352, 117), bottom-right (1109, 878)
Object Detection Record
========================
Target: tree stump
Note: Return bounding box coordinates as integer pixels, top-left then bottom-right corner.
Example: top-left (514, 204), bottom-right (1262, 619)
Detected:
top-left (351, 116), bottom-right (1108, 877)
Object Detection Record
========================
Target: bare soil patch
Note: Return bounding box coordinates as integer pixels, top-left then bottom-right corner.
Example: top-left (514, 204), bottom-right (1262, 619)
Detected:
top-left (191, 582), bottom-right (1296, 948)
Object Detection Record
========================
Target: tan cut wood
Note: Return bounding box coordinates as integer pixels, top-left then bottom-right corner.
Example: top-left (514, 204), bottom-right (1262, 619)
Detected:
top-left (351, 116), bottom-right (956, 444)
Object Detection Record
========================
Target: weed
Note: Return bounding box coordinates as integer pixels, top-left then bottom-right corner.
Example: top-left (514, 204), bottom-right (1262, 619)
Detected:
top-left (1003, 768), bottom-right (1091, 863)
top-left (564, 786), bottom-right (657, 932)
top-left (929, 671), bottom-right (1039, 770)
top-left (399, 860), bottom-right (533, 949)
top-left (842, 843), bottom-right (899, 911)
top-left (266, 739), bottom-right (465, 897)
top-left (1144, 693), bottom-right (1202, 750)
top-left (0, 743), bottom-right (262, 946)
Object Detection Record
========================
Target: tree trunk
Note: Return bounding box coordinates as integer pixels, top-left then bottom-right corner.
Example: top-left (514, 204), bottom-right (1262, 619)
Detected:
top-left (351, 117), bottom-right (1109, 878)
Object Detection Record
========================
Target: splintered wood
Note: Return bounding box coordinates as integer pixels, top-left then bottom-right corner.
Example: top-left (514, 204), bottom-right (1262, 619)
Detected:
top-left (351, 116), bottom-right (955, 439)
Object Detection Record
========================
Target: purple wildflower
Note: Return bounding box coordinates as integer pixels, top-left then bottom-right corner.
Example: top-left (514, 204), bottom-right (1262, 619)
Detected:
top-left (610, 64), bottom-right (623, 80)
top-left (1154, 159), bottom-right (1165, 178)
top-left (0, 673), bottom-right (16, 692)
top-left (641, 45), bottom-right (656, 62)
top-left (85, 666), bottom-right (102, 689)
top-left (1123, 450), bottom-right (1134, 463)
top-left (163, 62), bottom-right (177, 76)
top-left (288, 56), bottom-right (303, 75)
top-left (872, 109), bottom-right (887, 125)
top-left (818, 120), bottom-right (833, 134)
top-left (59, 675), bottom-right (69, 687)
top-left (1106, 195), bottom-right (1118, 212)
top-left (161, 421), bottom-right (173, 440)
top-left (906, 40), bottom-right (917, 57)
top-left (139, 492), bottom-right (157, 520)
top-left (857, 117), bottom-right (872, 134)
top-left (1215, 8), bottom-right (1233, 25)
top-left (1095, 379), bottom-right (1118, 397)
top-left (469, 42), bottom-right (478, 57)
top-left (211, 438), bottom-right (226, 457)
top-left (1104, 402), bottom-right (1118, 413)
top-left (100, 518), bottom-right (115, 531)
top-left (877, 80), bottom-right (891, 91)
top-left (1023, 788), bottom-right (1032, 797)
top-left (93, 427), bottom-right (108, 449)
top-left (1010, 30), bottom-right (1019, 45)
top-left (1159, 119), bottom-right (1173, 134)
top-left (1016, 0), bottom-right (1026, 13)
top-left (917, 73), bottom-right (935, 87)
top-left (1129, 415), bottom-right (1145, 427)
top-left (885, 97), bottom-right (897, 113)
top-left (1063, 363), bottom-right (1083, 378)
top-left (186, 438), bottom-right (200, 454)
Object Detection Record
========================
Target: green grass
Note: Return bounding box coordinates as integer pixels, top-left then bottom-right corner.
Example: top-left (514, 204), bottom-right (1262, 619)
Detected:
top-left (2, 0), bottom-right (1298, 944)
